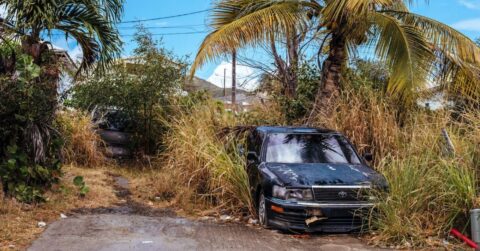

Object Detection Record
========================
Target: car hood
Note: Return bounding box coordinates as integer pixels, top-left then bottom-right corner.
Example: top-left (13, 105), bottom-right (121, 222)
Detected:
top-left (265, 163), bottom-right (386, 187)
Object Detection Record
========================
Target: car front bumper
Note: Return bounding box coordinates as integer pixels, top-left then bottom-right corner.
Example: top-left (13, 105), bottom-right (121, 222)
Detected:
top-left (265, 198), bottom-right (373, 233)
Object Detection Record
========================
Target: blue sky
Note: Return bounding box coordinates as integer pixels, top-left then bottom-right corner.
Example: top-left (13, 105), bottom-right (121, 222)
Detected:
top-left (54, 0), bottom-right (480, 88)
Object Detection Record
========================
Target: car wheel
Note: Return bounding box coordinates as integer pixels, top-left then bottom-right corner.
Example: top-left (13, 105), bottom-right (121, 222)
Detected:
top-left (258, 191), bottom-right (269, 228)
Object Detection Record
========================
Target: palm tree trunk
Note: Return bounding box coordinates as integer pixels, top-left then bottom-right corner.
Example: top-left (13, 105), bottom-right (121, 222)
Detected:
top-left (286, 34), bottom-right (299, 98)
top-left (307, 32), bottom-right (346, 124)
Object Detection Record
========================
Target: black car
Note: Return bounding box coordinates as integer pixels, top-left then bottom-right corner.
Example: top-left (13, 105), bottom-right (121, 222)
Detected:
top-left (245, 126), bottom-right (387, 233)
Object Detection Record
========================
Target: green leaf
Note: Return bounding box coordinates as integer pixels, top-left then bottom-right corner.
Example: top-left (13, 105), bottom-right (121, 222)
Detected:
top-left (7, 145), bottom-right (17, 154)
top-left (80, 186), bottom-right (90, 196)
top-left (73, 176), bottom-right (84, 187)
top-left (7, 159), bottom-right (16, 168)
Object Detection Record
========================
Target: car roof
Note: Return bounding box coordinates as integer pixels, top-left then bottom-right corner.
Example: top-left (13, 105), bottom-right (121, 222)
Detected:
top-left (255, 126), bottom-right (339, 134)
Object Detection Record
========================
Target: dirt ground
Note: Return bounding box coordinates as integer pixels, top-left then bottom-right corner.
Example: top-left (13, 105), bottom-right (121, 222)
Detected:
top-left (26, 174), bottom-right (386, 251)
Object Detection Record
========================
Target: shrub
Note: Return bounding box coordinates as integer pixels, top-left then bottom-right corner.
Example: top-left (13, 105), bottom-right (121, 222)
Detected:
top-left (67, 26), bottom-right (186, 155)
top-left (0, 54), bottom-right (62, 203)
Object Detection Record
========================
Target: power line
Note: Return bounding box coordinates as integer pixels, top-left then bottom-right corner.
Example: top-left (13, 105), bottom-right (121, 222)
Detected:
top-left (119, 9), bottom-right (210, 24)
top-left (46, 31), bottom-right (209, 37)
top-left (117, 24), bottom-right (206, 30)
top-left (120, 31), bottom-right (209, 36)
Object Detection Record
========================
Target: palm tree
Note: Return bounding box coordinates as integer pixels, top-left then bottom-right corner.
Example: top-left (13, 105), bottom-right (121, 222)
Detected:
top-left (190, 0), bottom-right (480, 119)
top-left (0, 0), bottom-right (123, 163)
top-left (0, 0), bottom-right (123, 73)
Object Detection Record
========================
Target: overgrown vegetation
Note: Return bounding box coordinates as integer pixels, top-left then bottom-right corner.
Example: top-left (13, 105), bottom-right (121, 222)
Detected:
top-left (68, 26), bottom-right (186, 154)
top-left (314, 82), bottom-right (480, 247)
top-left (0, 0), bottom-right (124, 202)
top-left (0, 49), bottom-right (63, 203)
top-left (119, 90), bottom-right (288, 215)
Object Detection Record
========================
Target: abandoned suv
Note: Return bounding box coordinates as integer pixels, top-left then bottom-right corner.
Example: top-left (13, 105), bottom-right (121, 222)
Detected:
top-left (245, 127), bottom-right (387, 233)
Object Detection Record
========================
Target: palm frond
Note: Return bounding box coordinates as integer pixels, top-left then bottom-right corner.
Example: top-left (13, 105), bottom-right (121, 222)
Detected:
top-left (78, 0), bottom-right (125, 22)
top-left (372, 12), bottom-right (434, 103)
top-left (190, 0), bottom-right (308, 77)
top-left (56, 2), bottom-right (122, 74)
top-left (386, 11), bottom-right (480, 64)
top-left (433, 47), bottom-right (480, 102)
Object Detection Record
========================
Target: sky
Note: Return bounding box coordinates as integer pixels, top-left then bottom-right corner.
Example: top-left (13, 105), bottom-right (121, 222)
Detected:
top-left (53, 0), bottom-right (480, 90)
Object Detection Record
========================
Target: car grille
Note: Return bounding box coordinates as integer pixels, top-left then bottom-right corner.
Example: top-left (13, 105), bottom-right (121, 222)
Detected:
top-left (313, 187), bottom-right (368, 202)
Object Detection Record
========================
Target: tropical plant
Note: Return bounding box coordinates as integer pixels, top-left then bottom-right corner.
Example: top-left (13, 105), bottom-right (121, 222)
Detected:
top-left (73, 176), bottom-right (90, 197)
top-left (0, 0), bottom-right (123, 201)
top-left (0, 0), bottom-right (123, 73)
top-left (190, 0), bottom-right (480, 119)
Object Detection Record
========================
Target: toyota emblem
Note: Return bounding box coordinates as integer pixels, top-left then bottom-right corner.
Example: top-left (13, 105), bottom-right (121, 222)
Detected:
top-left (338, 191), bottom-right (348, 198)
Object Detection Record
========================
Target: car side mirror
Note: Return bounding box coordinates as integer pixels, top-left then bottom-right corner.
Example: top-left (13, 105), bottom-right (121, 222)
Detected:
top-left (363, 152), bottom-right (373, 162)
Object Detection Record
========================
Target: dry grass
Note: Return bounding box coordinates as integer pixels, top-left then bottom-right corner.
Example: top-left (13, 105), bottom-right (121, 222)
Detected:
top-left (313, 85), bottom-right (402, 161)
top-left (157, 101), bottom-right (254, 216)
top-left (0, 165), bottom-right (118, 250)
top-left (56, 110), bottom-right (106, 167)
top-left (309, 85), bottom-right (480, 248)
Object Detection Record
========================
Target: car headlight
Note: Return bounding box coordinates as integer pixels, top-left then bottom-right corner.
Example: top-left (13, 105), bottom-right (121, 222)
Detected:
top-left (272, 185), bottom-right (313, 201)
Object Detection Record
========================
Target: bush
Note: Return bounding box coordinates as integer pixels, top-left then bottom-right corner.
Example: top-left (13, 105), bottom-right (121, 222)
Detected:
top-left (0, 54), bottom-right (62, 203)
top-left (67, 26), bottom-right (186, 155)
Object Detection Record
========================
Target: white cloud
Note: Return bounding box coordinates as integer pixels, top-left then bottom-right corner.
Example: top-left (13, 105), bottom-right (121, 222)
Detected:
top-left (68, 46), bottom-right (83, 63)
top-left (452, 18), bottom-right (480, 31)
top-left (207, 61), bottom-right (259, 91)
top-left (459, 0), bottom-right (480, 9)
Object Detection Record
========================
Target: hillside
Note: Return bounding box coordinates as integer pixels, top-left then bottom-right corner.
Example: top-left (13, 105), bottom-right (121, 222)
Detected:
top-left (185, 77), bottom-right (248, 98)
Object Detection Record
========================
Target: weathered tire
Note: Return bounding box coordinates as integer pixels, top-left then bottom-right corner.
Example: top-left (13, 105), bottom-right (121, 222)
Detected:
top-left (258, 191), bottom-right (269, 228)
top-left (97, 129), bottom-right (131, 146)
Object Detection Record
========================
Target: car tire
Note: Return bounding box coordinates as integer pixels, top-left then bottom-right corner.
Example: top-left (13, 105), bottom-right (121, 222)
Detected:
top-left (258, 191), bottom-right (269, 228)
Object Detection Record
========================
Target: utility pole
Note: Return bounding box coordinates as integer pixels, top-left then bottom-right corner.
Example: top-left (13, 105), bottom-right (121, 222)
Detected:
top-left (223, 68), bottom-right (226, 97)
top-left (231, 50), bottom-right (237, 111)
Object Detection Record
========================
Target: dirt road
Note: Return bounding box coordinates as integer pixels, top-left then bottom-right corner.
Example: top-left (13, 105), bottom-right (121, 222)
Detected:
top-left (28, 175), bottom-right (385, 251)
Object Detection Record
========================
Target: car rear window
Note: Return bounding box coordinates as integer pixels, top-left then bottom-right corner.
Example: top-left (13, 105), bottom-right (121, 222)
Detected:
top-left (265, 133), bottom-right (361, 164)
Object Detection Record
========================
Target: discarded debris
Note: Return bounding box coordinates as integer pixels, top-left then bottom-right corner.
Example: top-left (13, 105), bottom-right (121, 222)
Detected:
top-left (247, 218), bottom-right (258, 225)
top-left (220, 215), bottom-right (233, 221)
top-left (142, 241), bottom-right (153, 244)
top-left (199, 216), bottom-right (213, 221)
top-left (37, 221), bottom-right (47, 228)
top-left (305, 216), bottom-right (327, 226)
top-left (60, 213), bottom-right (68, 219)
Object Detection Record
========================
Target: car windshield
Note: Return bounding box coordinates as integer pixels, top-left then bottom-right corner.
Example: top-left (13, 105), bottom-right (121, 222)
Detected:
top-left (265, 133), bottom-right (361, 164)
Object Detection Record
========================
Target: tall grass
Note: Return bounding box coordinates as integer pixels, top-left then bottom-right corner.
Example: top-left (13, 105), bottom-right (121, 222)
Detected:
top-left (160, 101), bottom-right (254, 214)
top-left (56, 111), bottom-right (106, 167)
top-left (151, 86), bottom-right (479, 248)
top-left (311, 84), bottom-right (480, 247)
